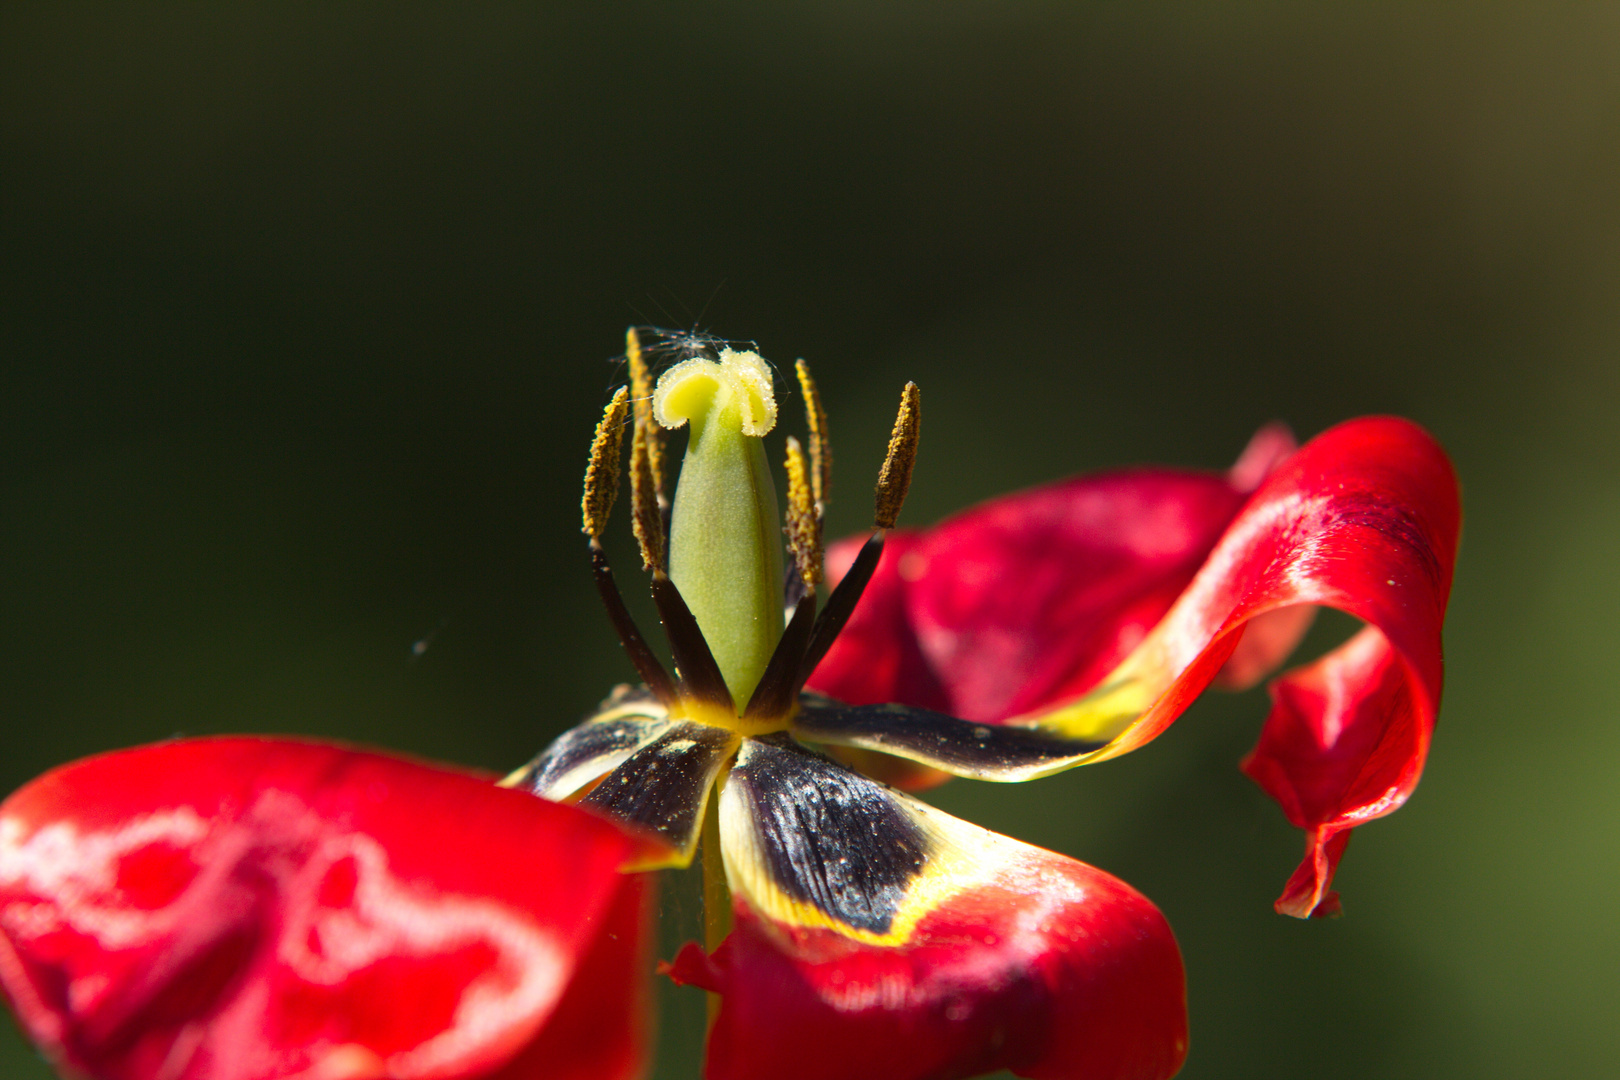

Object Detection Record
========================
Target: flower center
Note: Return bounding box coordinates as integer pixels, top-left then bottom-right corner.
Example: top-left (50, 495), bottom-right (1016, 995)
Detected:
top-left (574, 329), bottom-right (920, 741)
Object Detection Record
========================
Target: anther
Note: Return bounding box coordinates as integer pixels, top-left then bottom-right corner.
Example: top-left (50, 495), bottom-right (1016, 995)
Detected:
top-left (796, 381), bottom-right (921, 688)
top-left (873, 382), bottom-right (920, 529)
top-left (625, 329), bottom-right (666, 503)
top-left (795, 359), bottom-right (831, 515)
top-left (582, 387), bottom-right (630, 540)
top-left (631, 424), bottom-right (666, 574)
top-left (783, 436), bottom-right (823, 588)
top-left (627, 330), bottom-right (670, 574)
top-left (579, 386), bottom-right (677, 705)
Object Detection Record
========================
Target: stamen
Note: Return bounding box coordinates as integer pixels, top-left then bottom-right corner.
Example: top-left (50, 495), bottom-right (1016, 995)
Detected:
top-left (650, 576), bottom-right (737, 713)
top-left (627, 329), bottom-right (670, 574)
top-left (795, 359), bottom-right (831, 514)
top-left (579, 386), bottom-right (677, 704)
top-left (794, 381), bottom-right (920, 688)
top-left (744, 593), bottom-right (818, 722)
top-left (625, 329), bottom-right (667, 504)
top-left (589, 548), bottom-right (678, 706)
top-left (797, 529), bottom-right (886, 688)
top-left (874, 382), bottom-right (920, 530)
top-left (783, 436), bottom-right (823, 588)
top-left (581, 387), bottom-right (630, 540)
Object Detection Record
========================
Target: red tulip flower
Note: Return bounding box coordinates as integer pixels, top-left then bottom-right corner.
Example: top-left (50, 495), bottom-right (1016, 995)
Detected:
top-left (0, 331), bottom-right (1459, 1080)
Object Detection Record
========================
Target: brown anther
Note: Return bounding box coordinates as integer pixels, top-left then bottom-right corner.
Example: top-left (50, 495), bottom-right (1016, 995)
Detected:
top-left (873, 382), bottom-right (920, 529)
top-left (582, 387), bottom-right (630, 540)
top-left (626, 328), bottom-right (667, 507)
top-left (631, 418), bottom-right (667, 573)
top-left (627, 328), bottom-right (670, 573)
top-left (795, 359), bottom-right (831, 515)
top-left (783, 436), bottom-right (824, 587)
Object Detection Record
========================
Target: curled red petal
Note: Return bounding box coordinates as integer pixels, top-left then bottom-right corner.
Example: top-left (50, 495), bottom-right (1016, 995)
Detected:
top-left (808, 418), bottom-right (1457, 915)
top-left (682, 856), bottom-right (1186, 1080)
top-left (1241, 626), bottom-right (1408, 916)
top-left (0, 736), bottom-right (652, 1080)
top-left (1030, 417), bottom-right (1459, 914)
top-left (809, 424), bottom-right (1298, 718)
top-left (806, 426), bottom-right (1295, 790)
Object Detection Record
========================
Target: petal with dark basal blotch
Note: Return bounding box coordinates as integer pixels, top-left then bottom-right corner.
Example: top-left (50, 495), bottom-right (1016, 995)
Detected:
top-left (674, 735), bottom-right (1186, 1080)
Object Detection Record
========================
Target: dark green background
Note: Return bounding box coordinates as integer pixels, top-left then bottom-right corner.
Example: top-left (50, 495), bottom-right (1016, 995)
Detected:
top-left (3, 5), bottom-right (1616, 1078)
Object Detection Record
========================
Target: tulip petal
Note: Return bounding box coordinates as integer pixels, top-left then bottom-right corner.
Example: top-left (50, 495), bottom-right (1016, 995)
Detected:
top-left (806, 418), bottom-right (1456, 915)
top-left (801, 427), bottom-right (1296, 789)
top-left (0, 737), bottom-right (651, 1080)
top-left (811, 470), bottom-right (1251, 722)
top-left (504, 687), bottom-right (671, 800)
top-left (1240, 625), bottom-right (1407, 917)
top-left (483, 871), bottom-right (656, 1080)
top-left (1015, 418), bottom-right (1458, 914)
top-left (792, 692), bottom-right (1107, 782)
top-left (577, 722), bottom-right (740, 871)
top-left (688, 735), bottom-right (1187, 1080)
top-left (808, 424), bottom-right (1296, 722)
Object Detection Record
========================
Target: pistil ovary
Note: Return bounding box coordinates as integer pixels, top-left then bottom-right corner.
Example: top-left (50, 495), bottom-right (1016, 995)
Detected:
top-left (654, 349), bottom-right (786, 711)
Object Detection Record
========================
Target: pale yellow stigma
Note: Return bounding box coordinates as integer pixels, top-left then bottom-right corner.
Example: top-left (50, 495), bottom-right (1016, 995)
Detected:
top-left (654, 349), bottom-right (778, 437)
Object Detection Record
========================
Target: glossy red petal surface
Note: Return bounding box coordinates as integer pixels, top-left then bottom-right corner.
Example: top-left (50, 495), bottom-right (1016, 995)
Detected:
top-left (1073, 417), bottom-right (1458, 914)
top-left (0, 737), bottom-right (651, 1080)
top-left (484, 871), bottom-right (655, 1080)
top-left (672, 850), bottom-right (1186, 1080)
top-left (815, 530), bottom-right (951, 713)
top-left (808, 418), bottom-right (1457, 915)
top-left (809, 429), bottom-right (1288, 721)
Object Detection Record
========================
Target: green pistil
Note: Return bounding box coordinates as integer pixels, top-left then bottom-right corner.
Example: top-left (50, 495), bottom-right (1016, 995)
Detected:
top-left (655, 350), bottom-right (785, 711)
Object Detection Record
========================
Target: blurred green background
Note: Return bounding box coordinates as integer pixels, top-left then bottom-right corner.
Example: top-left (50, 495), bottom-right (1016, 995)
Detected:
top-left (3, 4), bottom-right (1617, 1078)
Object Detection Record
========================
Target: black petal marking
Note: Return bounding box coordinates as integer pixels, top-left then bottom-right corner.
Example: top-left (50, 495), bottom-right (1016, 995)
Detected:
top-left (579, 721), bottom-right (737, 859)
top-left (726, 734), bottom-right (929, 935)
top-left (792, 692), bottom-right (1110, 782)
top-left (510, 690), bottom-right (670, 799)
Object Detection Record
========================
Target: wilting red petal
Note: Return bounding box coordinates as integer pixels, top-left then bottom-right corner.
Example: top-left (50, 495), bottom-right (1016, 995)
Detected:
top-left (810, 425), bottom-right (1295, 722)
top-left (1241, 627), bottom-right (1404, 917)
top-left (689, 735), bottom-right (1187, 1080)
top-left (809, 418), bottom-right (1456, 916)
top-left (1029, 418), bottom-right (1459, 915)
top-left (484, 871), bottom-right (655, 1080)
top-left (817, 530), bottom-right (952, 713)
top-left (0, 737), bottom-right (651, 1080)
top-left (673, 853), bottom-right (1185, 1080)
